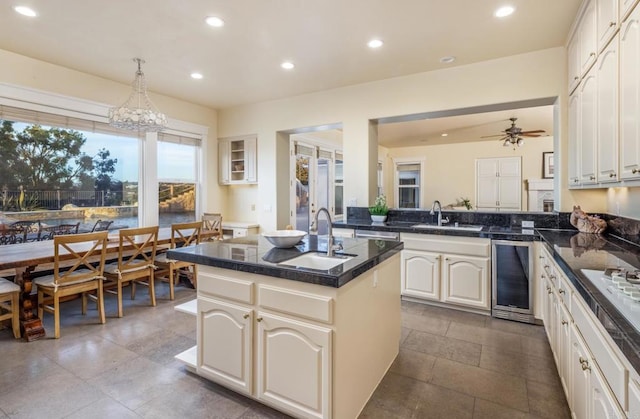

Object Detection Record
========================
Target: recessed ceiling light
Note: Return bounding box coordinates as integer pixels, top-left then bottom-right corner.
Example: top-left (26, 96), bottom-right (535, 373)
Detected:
top-left (495, 6), bottom-right (515, 18)
top-left (440, 56), bottom-right (456, 64)
top-left (190, 72), bottom-right (203, 80)
top-left (441, 133), bottom-right (448, 137)
top-left (281, 61), bottom-right (295, 70)
top-left (205, 16), bottom-right (225, 27)
top-left (14, 6), bottom-right (37, 17)
top-left (367, 39), bottom-right (383, 49)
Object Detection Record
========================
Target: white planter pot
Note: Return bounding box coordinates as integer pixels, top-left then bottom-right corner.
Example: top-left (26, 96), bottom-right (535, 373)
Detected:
top-left (370, 215), bottom-right (387, 222)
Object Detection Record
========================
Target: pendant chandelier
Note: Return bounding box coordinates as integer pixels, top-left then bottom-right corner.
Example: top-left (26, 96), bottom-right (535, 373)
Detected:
top-left (108, 58), bottom-right (167, 132)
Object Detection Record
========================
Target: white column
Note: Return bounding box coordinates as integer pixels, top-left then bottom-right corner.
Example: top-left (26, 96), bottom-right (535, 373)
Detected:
top-left (140, 132), bottom-right (159, 226)
top-left (343, 120), bottom-right (378, 209)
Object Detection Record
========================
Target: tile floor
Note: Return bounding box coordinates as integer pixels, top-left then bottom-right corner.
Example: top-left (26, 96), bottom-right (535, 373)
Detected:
top-left (0, 283), bottom-right (570, 419)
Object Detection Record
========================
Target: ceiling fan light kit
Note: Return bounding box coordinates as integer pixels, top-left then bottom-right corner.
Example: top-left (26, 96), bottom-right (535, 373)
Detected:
top-left (485, 117), bottom-right (544, 150)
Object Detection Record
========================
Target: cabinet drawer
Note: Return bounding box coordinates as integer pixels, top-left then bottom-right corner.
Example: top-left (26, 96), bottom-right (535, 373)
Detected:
top-left (400, 234), bottom-right (490, 257)
top-left (258, 284), bottom-right (334, 324)
top-left (198, 270), bottom-right (254, 304)
top-left (571, 293), bottom-right (628, 407)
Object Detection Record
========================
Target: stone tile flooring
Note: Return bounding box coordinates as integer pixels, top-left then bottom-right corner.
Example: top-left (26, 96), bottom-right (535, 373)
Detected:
top-left (0, 283), bottom-right (570, 419)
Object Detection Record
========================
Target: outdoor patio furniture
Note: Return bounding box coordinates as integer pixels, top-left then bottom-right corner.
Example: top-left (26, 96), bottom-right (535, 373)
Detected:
top-left (9, 220), bottom-right (42, 242)
top-left (90, 219), bottom-right (113, 232)
top-left (40, 222), bottom-right (80, 240)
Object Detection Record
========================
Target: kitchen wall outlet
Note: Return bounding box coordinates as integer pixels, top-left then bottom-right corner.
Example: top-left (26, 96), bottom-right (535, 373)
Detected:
top-left (522, 220), bottom-right (534, 228)
top-left (263, 204), bottom-right (272, 212)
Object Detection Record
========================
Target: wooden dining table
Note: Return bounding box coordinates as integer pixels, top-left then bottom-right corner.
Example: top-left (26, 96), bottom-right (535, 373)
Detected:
top-left (0, 227), bottom-right (218, 341)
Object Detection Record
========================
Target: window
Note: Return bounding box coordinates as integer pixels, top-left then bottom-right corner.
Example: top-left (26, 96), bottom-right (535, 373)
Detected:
top-left (157, 133), bottom-right (200, 227)
top-left (395, 161), bottom-right (423, 209)
top-left (0, 84), bottom-right (207, 232)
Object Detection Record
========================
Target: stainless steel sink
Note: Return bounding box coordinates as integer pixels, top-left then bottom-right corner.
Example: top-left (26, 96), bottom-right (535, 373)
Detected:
top-left (411, 224), bottom-right (484, 232)
top-left (279, 252), bottom-right (354, 270)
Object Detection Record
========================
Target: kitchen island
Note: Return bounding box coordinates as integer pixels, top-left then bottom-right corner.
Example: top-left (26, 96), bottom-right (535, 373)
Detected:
top-left (168, 234), bottom-right (403, 419)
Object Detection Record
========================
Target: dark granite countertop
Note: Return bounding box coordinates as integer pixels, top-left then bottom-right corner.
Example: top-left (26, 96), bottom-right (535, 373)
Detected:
top-left (167, 234), bottom-right (403, 288)
top-left (537, 229), bottom-right (640, 373)
top-left (333, 219), bottom-right (539, 241)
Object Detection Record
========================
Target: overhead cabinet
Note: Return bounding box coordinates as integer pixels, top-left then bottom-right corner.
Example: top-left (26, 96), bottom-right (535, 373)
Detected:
top-left (567, 0), bottom-right (640, 188)
top-left (219, 135), bottom-right (257, 185)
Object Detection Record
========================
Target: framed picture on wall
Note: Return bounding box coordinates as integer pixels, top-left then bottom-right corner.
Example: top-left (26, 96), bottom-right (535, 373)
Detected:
top-left (543, 152), bottom-right (554, 178)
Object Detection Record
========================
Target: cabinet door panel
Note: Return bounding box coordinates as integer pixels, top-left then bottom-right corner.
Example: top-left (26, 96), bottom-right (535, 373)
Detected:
top-left (620, 7), bottom-right (640, 179)
top-left (568, 33), bottom-right (581, 93)
top-left (218, 140), bottom-right (230, 185)
top-left (198, 298), bottom-right (252, 395)
top-left (570, 324), bottom-right (591, 419)
top-left (256, 312), bottom-right (331, 419)
top-left (581, 0), bottom-right (598, 75)
top-left (401, 250), bottom-right (440, 300)
top-left (568, 92), bottom-right (581, 187)
top-left (591, 364), bottom-right (625, 418)
top-left (442, 255), bottom-right (490, 309)
top-left (579, 69), bottom-right (598, 184)
top-left (597, 37), bottom-right (620, 182)
top-left (597, 0), bottom-right (618, 51)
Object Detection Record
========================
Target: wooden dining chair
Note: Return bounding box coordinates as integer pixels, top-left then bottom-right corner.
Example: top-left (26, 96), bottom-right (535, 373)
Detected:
top-left (155, 221), bottom-right (202, 300)
top-left (103, 226), bottom-right (159, 317)
top-left (202, 213), bottom-right (223, 241)
top-left (0, 277), bottom-right (21, 338)
top-left (34, 231), bottom-right (109, 339)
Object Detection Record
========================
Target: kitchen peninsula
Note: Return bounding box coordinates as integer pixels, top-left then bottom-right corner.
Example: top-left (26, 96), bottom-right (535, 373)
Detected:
top-left (167, 234), bottom-right (403, 419)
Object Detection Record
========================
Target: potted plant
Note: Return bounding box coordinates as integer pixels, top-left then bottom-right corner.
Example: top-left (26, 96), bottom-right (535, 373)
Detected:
top-left (369, 194), bottom-right (389, 222)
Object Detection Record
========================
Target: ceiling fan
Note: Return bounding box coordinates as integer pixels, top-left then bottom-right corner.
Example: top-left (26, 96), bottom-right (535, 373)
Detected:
top-left (482, 117), bottom-right (546, 148)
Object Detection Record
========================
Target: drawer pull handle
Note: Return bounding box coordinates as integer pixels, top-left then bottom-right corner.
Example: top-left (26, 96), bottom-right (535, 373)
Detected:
top-left (633, 168), bottom-right (639, 174)
top-left (579, 356), bottom-right (588, 364)
top-left (548, 289), bottom-right (553, 295)
top-left (549, 275), bottom-right (556, 280)
top-left (562, 320), bottom-right (568, 325)
top-left (610, 173), bottom-right (616, 178)
top-left (590, 52), bottom-right (596, 57)
top-left (610, 21), bottom-right (616, 27)
top-left (590, 176), bottom-right (596, 180)
top-left (256, 317), bottom-right (263, 322)
top-left (559, 289), bottom-right (565, 294)
top-left (243, 314), bottom-right (250, 319)
top-left (581, 361), bottom-right (591, 372)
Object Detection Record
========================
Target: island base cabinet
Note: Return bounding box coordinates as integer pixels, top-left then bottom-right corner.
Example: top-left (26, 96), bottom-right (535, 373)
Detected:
top-left (197, 297), bottom-right (253, 395)
top-left (256, 312), bottom-right (331, 419)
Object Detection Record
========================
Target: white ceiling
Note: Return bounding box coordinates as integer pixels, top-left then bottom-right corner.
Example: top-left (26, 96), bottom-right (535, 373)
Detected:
top-left (0, 0), bottom-right (580, 111)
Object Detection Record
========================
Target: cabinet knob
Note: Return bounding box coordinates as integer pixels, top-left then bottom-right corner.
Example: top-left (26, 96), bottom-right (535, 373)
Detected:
top-left (610, 21), bottom-right (616, 27)
top-left (562, 320), bottom-right (568, 325)
top-left (590, 52), bottom-right (596, 57)
top-left (581, 362), bottom-right (591, 372)
top-left (590, 176), bottom-right (596, 180)
top-left (574, 76), bottom-right (580, 80)
top-left (548, 289), bottom-right (553, 295)
top-left (256, 317), bottom-right (263, 322)
top-left (579, 356), bottom-right (588, 364)
top-left (243, 314), bottom-right (250, 319)
top-left (549, 275), bottom-right (556, 280)
top-left (544, 265), bottom-right (549, 270)
top-left (559, 289), bottom-right (565, 294)
top-left (610, 173), bottom-right (616, 178)
top-left (633, 168), bottom-right (639, 174)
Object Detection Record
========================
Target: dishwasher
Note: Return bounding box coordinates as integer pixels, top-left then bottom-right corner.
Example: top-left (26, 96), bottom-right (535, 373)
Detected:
top-left (354, 230), bottom-right (400, 241)
top-left (491, 240), bottom-right (535, 324)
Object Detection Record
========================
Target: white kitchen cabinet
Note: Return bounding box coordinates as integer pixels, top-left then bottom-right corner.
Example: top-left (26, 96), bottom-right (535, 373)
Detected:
top-left (557, 298), bottom-right (572, 399)
top-left (580, 68), bottom-right (598, 185)
top-left (596, 36), bottom-right (620, 183)
top-left (475, 157), bottom-right (521, 211)
top-left (620, 0), bottom-right (640, 22)
top-left (568, 92), bottom-right (582, 187)
top-left (568, 32), bottom-right (582, 93)
top-left (256, 311), bottom-right (332, 418)
top-left (401, 249), bottom-right (440, 301)
top-left (598, 0), bottom-right (619, 52)
top-left (628, 378), bottom-right (640, 417)
top-left (581, 0), bottom-right (599, 75)
top-left (401, 233), bottom-right (491, 312)
top-left (620, 5), bottom-right (640, 180)
top-left (590, 364), bottom-right (626, 419)
top-left (570, 323), bottom-right (592, 419)
top-left (198, 297), bottom-right (253, 395)
top-left (441, 254), bottom-right (490, 310)
top-left (219, 135), bottom-right (257, 185)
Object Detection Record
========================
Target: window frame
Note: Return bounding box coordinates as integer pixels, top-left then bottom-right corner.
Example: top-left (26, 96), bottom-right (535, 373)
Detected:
top-left (393, 157), bottom-right (425, 209)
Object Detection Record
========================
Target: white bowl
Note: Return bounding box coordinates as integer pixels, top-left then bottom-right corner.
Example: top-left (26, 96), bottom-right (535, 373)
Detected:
top-left (262, 230), bottom-right (307, 248)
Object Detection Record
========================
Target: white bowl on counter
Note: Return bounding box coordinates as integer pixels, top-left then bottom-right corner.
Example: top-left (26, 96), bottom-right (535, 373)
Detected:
top-left (262, 230), bottom-right (307, 248)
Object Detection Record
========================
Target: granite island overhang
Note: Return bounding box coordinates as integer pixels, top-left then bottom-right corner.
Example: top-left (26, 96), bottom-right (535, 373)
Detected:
top-left (167, 234), bottom-right (403, 419)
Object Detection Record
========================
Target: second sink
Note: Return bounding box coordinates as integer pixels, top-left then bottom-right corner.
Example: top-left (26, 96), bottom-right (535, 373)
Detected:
top-left (280, 252), bottom-right (354, 270)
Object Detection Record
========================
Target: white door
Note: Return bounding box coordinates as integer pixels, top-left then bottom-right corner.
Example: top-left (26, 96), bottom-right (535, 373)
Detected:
top-left (620, 6), bottom-right (640, 180)
top-left (476, 157), bottom-right (521, 211)
top-left (401, 250), bottom-right (440, 301)
top-left (256, 311), bottom-right (332, 419)
top-left (441, 254), bottom-right (490, 309)
top-left (197, 297), bottom-right (253, 395)
top-left (596, 36), bottom-right (619, 183)
top-left (579, 68), bottom-right (598, 185)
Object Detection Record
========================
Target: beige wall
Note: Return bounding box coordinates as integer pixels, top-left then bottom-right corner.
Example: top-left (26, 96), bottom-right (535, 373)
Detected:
top-left (219, 46), bottom-right (617, 230)
top-left (383, 138), bottom-right (554, 210)
top-left (0, 48), bottom-right (223, 214)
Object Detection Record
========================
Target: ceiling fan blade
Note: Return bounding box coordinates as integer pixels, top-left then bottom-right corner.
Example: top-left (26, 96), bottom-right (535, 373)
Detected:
top-left (481, 134), bottom-right (508, 138)
top-left (521, 133), bottom-right (542, 137)
top-left (520, 130), bottom-right (546, 134)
